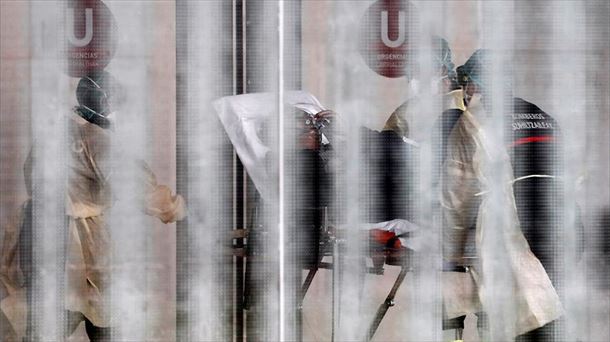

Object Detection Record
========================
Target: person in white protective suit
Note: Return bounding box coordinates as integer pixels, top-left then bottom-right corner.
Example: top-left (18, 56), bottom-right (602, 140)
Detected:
top-left (381, 37), bottom-right (485, 335)
top-left (0, 72), bottom-right (186, 342)
top-left (383, 36), bottom-right (464, 142)
top-left (357, 37), bottom-right (468, 255)
top-left (441, 50), bottom-right (564, 340)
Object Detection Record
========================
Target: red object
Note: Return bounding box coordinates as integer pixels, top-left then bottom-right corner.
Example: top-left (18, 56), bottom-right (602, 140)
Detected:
top-left (65, 0), bottom-right (118, 77)
top-left (359, 0), bottom-right (418, 78)
top-left (370, 229), bottom-right (402, 249)
top-left (510, 135), bottom-right (555, 148)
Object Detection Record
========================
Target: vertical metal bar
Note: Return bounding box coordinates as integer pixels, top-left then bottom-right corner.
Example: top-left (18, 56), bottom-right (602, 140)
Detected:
top-left (175, 2), bottom-right (189, 340)
top-left (240, 1), bottom-right (301, 340)
top-left (233, 1), bottom-right (246, 340)
top-left (278, 0), bottom-right (286, 339)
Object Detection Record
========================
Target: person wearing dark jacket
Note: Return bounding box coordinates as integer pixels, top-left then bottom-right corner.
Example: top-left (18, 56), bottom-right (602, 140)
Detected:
top-left (456, 49), bottom-right (584, 341)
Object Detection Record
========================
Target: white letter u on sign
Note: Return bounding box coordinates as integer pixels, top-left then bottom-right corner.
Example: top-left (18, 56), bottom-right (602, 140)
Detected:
top-left (381, 10), bottom-right (405, 48)
top-left (67, 8), bottom-right (93, 47)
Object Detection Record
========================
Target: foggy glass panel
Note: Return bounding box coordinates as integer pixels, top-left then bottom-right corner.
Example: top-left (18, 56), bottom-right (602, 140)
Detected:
top-left (0, 1), bottom-right (608, 341)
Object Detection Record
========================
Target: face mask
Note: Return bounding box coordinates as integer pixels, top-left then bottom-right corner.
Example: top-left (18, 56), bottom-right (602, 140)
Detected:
top-left (467, 93), bottom-right (482, 110)
top-left (466, 93), bottom-right (491, 121)
top-left (430, 75), bottom-right (450, 95)
top-left (409, 79), bottom-right (420, 96)
top-left (431, 78), bottom-right (441, 94)
top-left (105, 111), bottom-right (117, 126)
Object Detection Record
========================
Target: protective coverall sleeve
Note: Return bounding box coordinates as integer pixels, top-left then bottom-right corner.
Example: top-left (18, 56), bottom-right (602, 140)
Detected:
top-left (383, 101), bottom-right (410, 137)
top-left (138, 161), bottom-right (186, 223)
top-left (0, 203), bottom-right (27, 297)
top-left (1, 150), bottom-right (31, 295)
top-left (441, 116), bottom-right (480, 261)
top-left (0, 202), bottom-right (29, 341)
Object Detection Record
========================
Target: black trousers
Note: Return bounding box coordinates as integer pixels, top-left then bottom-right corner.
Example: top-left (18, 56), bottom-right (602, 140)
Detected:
top-left (67, 310), bottom-right (112, 342)
top-left (515, 319), bottom-right (560, 342)
top-left (84, 318), bottom-right (112, 342)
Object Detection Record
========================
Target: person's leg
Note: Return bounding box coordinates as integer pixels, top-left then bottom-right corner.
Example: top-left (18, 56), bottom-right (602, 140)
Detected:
top-left (475, 311), bottom-right (488, 341)
top-left (442, 315), bottom-right (465, 342)
top-left (84, 318), bottom-right (111, 342)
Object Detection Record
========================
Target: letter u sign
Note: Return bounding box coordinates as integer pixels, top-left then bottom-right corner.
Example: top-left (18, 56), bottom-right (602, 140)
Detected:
top-left (359, 0), bottom-right (416, 78)
top-left (381, 10), bottom-right (405, 48)
top-left (64, 0), bottom-right (117, 77)
top-left (67, 8), bottom-right (93, 47)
